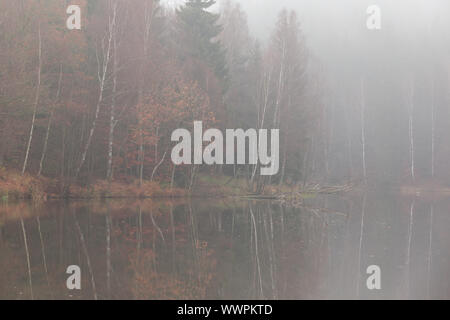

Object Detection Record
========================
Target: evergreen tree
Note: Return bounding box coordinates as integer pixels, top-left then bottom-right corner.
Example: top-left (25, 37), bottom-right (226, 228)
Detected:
top-left (176, 0), bottom-right (227, 82)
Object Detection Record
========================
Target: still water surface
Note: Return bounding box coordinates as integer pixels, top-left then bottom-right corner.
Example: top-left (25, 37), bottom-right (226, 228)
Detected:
top-left (0, 193), bottom-right (449, 299)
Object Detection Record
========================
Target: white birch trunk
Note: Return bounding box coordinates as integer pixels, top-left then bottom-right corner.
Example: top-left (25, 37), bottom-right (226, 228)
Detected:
top-left (150, 150), bottom-right (167, 182)
top-left (76, 1), bottom-right (117, 178)
top-left (137, 1), bottom-right (156, 186)
top-left (431, 80), bottom-right (435, 179)
top-left (38, 64), bottom-right (63, 176)
top-left (409, 79), bottom-right (415, 182)
top-left (360, 78), bottom-right (367, 183)
top-left (107, 29), bottom-right (118, 181)
top-left (22, 23), bottom-right (42, 175)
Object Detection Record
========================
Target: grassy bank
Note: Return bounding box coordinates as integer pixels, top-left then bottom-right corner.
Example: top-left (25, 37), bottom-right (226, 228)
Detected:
top-left (0, 168), bottom-right (251, 201)
top-left (0, 168), bottom-right (47, 202)
top-left (0, 168), bottom-right (184, 201)
top-left (0, 167), bottom-right (353, 202)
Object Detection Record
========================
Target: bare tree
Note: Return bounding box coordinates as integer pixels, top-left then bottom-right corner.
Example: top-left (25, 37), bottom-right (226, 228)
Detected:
top-left (22, 22), bottom-right (42, 175)
top-left (431, 79), bottom-right (436, 179)
top-left (76, 0), bottom-right (118, 179)
top-left (38, 64), bottom-right (63, 176)
top-left (137, 0), bottom-right (158, 186)
top-left (360, 78), bottom-right (367, 184)
top-left (106, 29), bottom-right (118, 181)
top-left (106, 2), bottom-right (128, 181)
top-left (408, 78), bottom-right (415, 183)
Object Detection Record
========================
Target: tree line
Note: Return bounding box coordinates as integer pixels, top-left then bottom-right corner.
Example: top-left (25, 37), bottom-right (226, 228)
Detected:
top-left (0, 0), bottom-right (322, 192)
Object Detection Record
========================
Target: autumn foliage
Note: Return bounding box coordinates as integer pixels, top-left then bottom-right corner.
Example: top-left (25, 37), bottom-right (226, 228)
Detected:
top-left (0, 0), bottom-right (319, 197)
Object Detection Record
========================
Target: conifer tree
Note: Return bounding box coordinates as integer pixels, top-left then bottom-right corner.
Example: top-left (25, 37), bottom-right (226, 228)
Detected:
top-left (176, 0), bottom-right (227, 82)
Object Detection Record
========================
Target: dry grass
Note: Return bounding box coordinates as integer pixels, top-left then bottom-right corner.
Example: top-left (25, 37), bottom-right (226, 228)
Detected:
top-left (67, 179), bottom-right (188, 199)
top-left (400, 183), bottom-right (450, 199)
top-left (0, 167), bottom-right (332, 201)
top-left (0, 168), bottom-right (47, 202)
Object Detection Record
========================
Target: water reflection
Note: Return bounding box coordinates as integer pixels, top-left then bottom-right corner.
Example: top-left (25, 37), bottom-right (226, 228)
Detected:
top-left (0, 193), bottom-right (449, 300)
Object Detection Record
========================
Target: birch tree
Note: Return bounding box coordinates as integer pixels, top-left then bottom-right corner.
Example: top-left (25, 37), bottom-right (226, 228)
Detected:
top-left (107, 1), bottom-right (127, 181)
top-left (38, 64), bottom-right (63, 176)
top-left (137, 0), bottom-right (158, 186)
top-left (22, 21), bottom-right (42, 175)
top-left (360, 78), bottom-right (367, 183)
top-left (408, 78), bottom-right (415, 183)
top-left (75, 0), bottom-right (118, 179)
top-left (431, 79), bottom-right (436, 179)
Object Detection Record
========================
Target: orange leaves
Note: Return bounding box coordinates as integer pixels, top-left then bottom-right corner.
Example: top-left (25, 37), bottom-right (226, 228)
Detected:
top-left (129, 75), bottom-right (215, 173)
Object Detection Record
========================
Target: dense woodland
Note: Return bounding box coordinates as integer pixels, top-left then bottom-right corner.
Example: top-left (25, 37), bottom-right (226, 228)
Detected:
top-left (1, 0), bottom-right (450, 196)
top-left (0, 0), bottom-right (322, 193)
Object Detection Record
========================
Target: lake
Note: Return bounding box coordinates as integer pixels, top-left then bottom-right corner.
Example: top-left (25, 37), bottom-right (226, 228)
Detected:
top-left (0, 192), bottom-right (449, 299)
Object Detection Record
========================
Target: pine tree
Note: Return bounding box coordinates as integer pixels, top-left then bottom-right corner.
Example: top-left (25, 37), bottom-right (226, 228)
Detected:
top-left (176, 0), bottom-right (227, 82)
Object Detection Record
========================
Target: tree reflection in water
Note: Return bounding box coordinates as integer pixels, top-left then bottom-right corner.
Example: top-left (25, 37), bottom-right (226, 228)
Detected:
top-left (0, 194), bottom-right (449, 299)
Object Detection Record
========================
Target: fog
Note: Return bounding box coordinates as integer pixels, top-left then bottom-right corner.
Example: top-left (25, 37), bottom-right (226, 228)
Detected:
top-left (232, 0), bottom-right (450, 184)
top-left (159, 0), bottom-right (450, 184)
top-left (234, 0), bottom-right (449, 62)
top-left (164, 0), bottom-right (450, 65)
top-left (1, 0), bottom-right (450, 301)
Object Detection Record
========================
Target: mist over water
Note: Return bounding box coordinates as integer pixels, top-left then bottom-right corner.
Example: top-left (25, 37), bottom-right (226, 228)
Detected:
top-left (1, 195), bottom-right (449, 299)
top-left (162, 0), bottom-right (450, 183)
top-left (1, 0), bottom-right (450, 301)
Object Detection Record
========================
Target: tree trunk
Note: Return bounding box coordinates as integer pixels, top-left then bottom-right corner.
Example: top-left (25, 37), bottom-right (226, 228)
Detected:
top-left (431, 80), bottom-right (435, 179)
top-left (360, 78), bottom-right (367, 184)
top-left (279, 96), bottom-right (291, 186)
top-left (76, 2), bottom-right (117, 179)
top-left (150, 149), bottom-right (167, 182)
top-left (107, 31), bottom-right (118, 181)
top-left (170, 164), bottom-right (176, 190)
top-left (409, 78), bottom-right (415, 183)
top-left (22, 23), bottom-right (42, 175)
top-left (38, 64), bottom-right (63, 176)
top-left (137, 1), bottom-right (156, 186)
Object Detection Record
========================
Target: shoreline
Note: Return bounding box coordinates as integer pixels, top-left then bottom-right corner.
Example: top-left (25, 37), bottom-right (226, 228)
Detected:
top-left (6, 168), bottom-right (450, 203)
top-left (0, 169), bottom-right (353, 202)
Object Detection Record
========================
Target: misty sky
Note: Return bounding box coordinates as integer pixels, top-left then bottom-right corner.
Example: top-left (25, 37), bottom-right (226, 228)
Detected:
top-left (162, 0), bottom-right (450, 74)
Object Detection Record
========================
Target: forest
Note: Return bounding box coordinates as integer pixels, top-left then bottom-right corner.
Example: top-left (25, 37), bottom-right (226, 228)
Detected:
top-left (1, 0), bottom-right (450, 200)
top-left (0, 0), bottom-right (321, 199)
